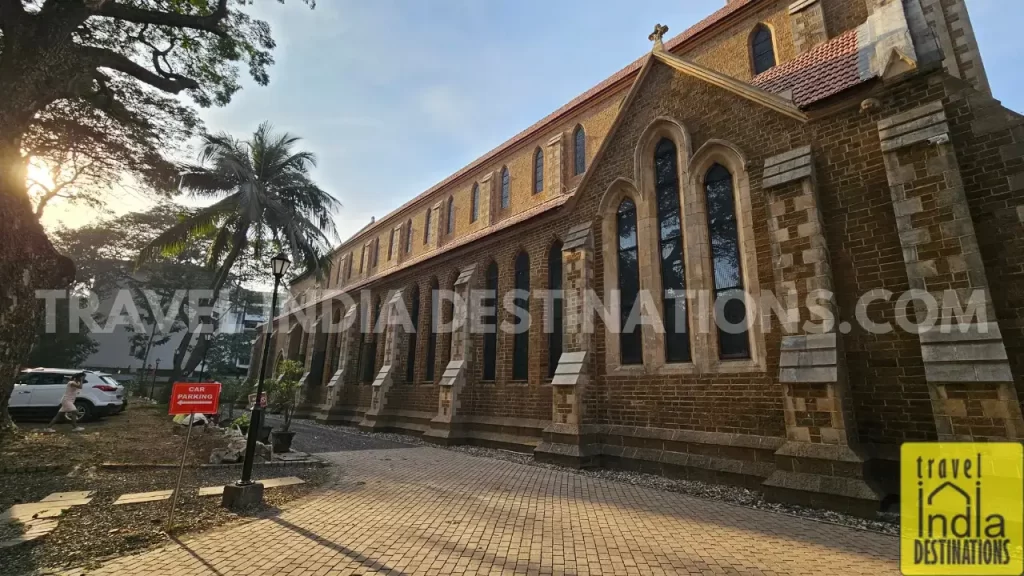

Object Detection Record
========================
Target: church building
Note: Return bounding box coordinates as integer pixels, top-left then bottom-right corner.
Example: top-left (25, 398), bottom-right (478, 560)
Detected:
top-left (250, 0), bottom-right (1024, 516)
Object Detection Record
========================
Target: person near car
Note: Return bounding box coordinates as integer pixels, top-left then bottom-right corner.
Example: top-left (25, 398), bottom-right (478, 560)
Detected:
top-left (44, 372), bottom-right (86, 433)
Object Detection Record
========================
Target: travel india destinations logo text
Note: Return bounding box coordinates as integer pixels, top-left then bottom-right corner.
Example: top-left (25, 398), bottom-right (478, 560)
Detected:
top-left (900, 442), bottom-right (1023, 575)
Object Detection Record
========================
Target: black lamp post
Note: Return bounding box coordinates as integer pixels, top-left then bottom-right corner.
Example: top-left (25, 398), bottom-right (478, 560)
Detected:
top-left (237, 252), bottom-right (290, 487)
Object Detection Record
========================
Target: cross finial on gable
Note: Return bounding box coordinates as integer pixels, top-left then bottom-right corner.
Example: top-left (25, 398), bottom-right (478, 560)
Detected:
top-left (649, 24), bottom-right (669, 51)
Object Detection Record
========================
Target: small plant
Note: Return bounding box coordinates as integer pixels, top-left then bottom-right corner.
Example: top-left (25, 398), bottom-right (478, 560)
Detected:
top-left (232, 413), bottom-right (251, 430)
top-left (270, 359), bottom-right (304, 432)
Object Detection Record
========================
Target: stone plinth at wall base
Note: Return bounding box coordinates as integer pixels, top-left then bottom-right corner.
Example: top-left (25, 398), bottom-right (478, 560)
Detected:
top-left (585, 425), bottom-right (783, 490)
top-left (221, 482), bottom-right (264, 510)
top-left (313, 404), bottom-right (363, 426)
top-left (292, 401), bottom-right (318, 420)
top-left (762, 442), bottom-right (883, 518)
top-left (357, 411), bottom-right (389, 432)
top-left (422, 421), bottom-right (465, 446)
top-left (534, 423), bottom-right (597, 469)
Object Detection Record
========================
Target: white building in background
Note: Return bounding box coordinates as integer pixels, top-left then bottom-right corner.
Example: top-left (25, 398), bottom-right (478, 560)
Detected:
top-left (80, 289), bottom-right (270, 382)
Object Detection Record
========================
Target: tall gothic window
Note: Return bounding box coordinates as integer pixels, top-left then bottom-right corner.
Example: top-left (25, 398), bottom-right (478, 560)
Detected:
top-left (512, 251), bottom-right (530, 381)
top-left (405, 219), bottom-right (413, 253)
top-left (426, 280), bottom-right (439, 381)
top-left (387, 229), bottom-right (395, 260)
top-left (359, 245), bottom-right (366, 273)
top-left (482, 262), bottom-right (498, 380)
top-left (705, 163), bottom-right (750, 359)
top-left (573, 125), bottom-right (586, 175)
top-left (361, 298), bottom-right (382, 383)
top-left (500, 166), bottom-right (510, 209)
top-left (371, 238), bottom-right (379, 267)
top-left (345, 255), bottom-right (353, 279)
top-left (406, 285), bottom-right (419, 383)
top-left (655, 139), bottom-right (690, 363)
top-left (547, 241), bottom-right (563, 378)
top-left (751, 24), bottom-right (776, 75)
top-left (533, 148), bottom-right (544, 194)
top-left (329, 308), bottom-right (342, 375)
top-left (424, 209), bottom-right (432, 244)
top-left (471, 183), bottom-right (479, 222)
top-left (446, 196), bottom-right (455, 235)
top-left (617, 199), bottom-right (643, 365)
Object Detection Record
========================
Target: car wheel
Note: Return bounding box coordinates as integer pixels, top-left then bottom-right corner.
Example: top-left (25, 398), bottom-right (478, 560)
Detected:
top-left (74, 400), bottom-right (96, 423)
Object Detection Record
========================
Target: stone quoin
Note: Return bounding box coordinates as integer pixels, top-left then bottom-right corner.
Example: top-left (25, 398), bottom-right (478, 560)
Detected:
top-left (250, 0), bottom-right (1024, 516)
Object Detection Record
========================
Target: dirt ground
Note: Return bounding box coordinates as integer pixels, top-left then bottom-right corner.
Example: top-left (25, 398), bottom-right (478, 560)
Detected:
top-left (0, 404), bottom-right (329, 575)
top-left (2, 403), bottom-right (230, 469)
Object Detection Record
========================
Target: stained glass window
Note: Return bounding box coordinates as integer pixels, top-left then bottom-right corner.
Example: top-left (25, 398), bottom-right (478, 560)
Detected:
top-left (752, 25), bottom-right (776, 75)
top-left (573, 126), bottom-right (586, 175)
top-left (500, 167), bottom-right (510, 209)
top-left (512, 251), bottom-right (530, 380)
top-left (705, 163), bottom-right (750, 359)
top-left (483, 262), bottom-right (498, 380)
top-left (617, 199), bottom-right (642, 365)
top-left (534, 148), bottom-right (544, 194)
top-left (655, 139), bottom-right (690, 363)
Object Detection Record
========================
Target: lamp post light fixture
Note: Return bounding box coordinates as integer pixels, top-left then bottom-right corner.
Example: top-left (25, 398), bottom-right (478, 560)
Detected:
top-left (222, 252), bottom-right (290, 509)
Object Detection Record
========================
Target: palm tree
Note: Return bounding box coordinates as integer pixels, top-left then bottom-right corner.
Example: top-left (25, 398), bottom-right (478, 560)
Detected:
top-left (139, 122), bottom-right (339, 386)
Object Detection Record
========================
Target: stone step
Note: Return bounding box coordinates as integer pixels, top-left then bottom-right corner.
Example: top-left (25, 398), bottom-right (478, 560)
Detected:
top-left (197, 476), bottom-right (305, 497)
top-left (41, 491), bottom-right (94, 503)
top-left (0, 518), bottom-right (59, 549)
top-left (112, 490), bottom-right (173, 505)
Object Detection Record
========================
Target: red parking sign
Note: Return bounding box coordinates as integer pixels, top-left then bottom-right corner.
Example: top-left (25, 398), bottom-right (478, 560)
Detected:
top-left (169, 382), bottom-right (221, 415)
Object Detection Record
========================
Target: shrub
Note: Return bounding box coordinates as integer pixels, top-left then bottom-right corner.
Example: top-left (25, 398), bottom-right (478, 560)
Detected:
top-left (270, 359), bottom-right (304, 432)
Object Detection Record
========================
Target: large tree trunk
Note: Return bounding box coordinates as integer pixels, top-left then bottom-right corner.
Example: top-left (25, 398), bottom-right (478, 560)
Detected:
top-left (0, 138), bottom-right (74, 436)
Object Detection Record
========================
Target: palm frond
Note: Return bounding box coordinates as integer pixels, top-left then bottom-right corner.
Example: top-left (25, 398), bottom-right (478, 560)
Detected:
top-left (135, 196), bottom-right (239, 267)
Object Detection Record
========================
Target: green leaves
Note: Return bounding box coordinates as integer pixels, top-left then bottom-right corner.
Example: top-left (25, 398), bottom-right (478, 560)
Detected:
top-left (139, 121), bottom-right (338, 286)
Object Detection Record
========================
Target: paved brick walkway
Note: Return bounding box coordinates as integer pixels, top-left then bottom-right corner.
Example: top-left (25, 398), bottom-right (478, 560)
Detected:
top-left (78, 445), bottom-right (899, 575)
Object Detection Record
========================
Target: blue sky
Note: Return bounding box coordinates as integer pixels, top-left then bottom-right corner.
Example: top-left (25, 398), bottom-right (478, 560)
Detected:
top-left (43, 1), bottom-right (1020, 239)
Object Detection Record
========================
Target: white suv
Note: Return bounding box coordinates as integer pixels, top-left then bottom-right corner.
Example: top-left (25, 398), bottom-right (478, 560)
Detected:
top-left (11, 368), bottom-right (126, 422)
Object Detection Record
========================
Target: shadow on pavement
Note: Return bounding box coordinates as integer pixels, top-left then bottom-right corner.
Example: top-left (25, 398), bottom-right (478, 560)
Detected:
top-left (269, 516), bottom-right (410, 575)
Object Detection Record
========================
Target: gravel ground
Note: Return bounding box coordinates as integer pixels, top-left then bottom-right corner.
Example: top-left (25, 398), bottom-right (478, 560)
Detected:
top-left (261, 415), bottom-right (413, 453)
top-left (281, 416), bottom-right (899, 536)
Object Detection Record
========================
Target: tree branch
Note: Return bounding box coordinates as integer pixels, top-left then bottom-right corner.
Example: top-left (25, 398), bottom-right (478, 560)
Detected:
top-left (81, 46), bottom-right (198, 94)
top-left (87, 0), bottom-right (230, 37)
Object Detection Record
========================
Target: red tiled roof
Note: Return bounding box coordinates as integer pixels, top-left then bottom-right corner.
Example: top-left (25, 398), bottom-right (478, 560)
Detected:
top-left (751, 28), bottom-right (862, 108)
top-left (329, 0), bottom-right (760, 257)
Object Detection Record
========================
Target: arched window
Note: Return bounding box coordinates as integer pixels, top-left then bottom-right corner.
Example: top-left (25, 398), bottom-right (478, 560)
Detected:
top-left (361, 298), bottom-right (382, 383)
top-left (617, 199), bottom-right (643, 365)
top-left (371, 238), bottom-right (379, 268)
top-left (405, 219), bottom-right (413, 254)
top-left (359, 245), bottom-right (366, 273)
top-left (470, 183), bottom-right (479, 222)
top-left (705, 163), bottom-right (750, 359)
top-left (751, 24), bottom-right (776, 75)
top-left (573, 125), bottom-right (586, 175)
top-left (547, 241), bottom-right (563, 378)
top-left (345, 254), bottom-right (353, 280)
top-left (446, 196), bottom-right (455, 235)
top-left (655, 139), bottom-right (690, 363)
top-left (512, 251), bottom-right (530, 381)
top-left (533, 148), bottom-right (544, 194)
top-left (387, 229), bottom-right (395, 261)
top-left (329, 308), bottom-right (342, 375)
top-left (500, 166), bottom-right (510, 209)
top-left (426, 280), bottom-right (439, 381)
top-left (483, 262), bottom-right (499, 380)
top-left (406, 285), bottom-right (419, 383)
top-left (424, 209), bottom-right (432, 244)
